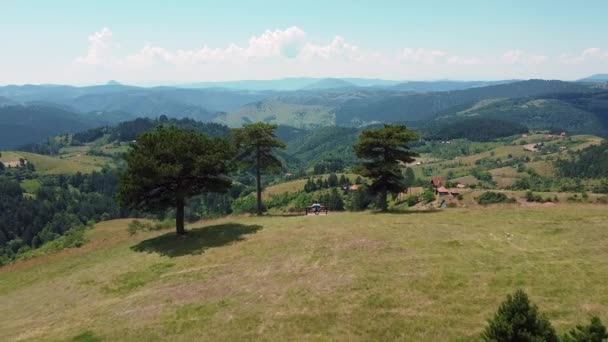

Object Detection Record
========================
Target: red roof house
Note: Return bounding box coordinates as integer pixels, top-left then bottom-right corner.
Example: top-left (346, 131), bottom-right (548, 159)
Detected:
top-left (431, 178), bottom-right (444, 188)
top-left (436, 186), bottom-right (450, 196)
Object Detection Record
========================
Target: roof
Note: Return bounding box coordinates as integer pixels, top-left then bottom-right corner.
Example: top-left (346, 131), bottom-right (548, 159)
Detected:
top-left (349, 185), bottom-right (360, 191)
top-left (431, 178), bottom-right (444, 186)
top-left (437, 186), bottom-right (449, 193)
top-left (456, 183), bottom-right (466, 189)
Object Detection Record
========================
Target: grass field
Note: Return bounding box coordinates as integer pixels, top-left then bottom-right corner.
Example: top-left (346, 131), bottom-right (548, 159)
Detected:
top-left (1, 206), bottom-right (607, 341)
top-left (1, 151), bottom-right (103, 174)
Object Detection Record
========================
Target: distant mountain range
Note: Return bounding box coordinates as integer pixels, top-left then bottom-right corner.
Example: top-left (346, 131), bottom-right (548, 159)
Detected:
top-left (578, 74), bottom-right (608, 83)
top-left (1, 77), bottom-right (607, 149)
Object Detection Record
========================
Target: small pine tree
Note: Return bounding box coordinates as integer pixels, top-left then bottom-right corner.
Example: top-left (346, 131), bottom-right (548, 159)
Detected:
top-left (328, 173), bottom-right (338, 187)
top-left (563, 317), bottom-right (608, 342)
top-left (339, 174), bottom-right (348, 187)
top-left (329, 187), bottom-right (344, 210)
top-left (355, 176), bottom-right (363, 184)
top-left (482, 289), bottom-right (558, 342)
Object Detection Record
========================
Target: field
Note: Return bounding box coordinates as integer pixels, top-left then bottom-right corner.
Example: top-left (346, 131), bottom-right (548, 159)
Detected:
top-left (1, 206), bottom-right (607, 341)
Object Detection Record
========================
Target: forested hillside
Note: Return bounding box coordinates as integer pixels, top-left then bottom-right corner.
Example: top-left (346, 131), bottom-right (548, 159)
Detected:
top-left (0, 105), bottom-right (102, 149)
top-left (443, 91), bottom-right (608, 135)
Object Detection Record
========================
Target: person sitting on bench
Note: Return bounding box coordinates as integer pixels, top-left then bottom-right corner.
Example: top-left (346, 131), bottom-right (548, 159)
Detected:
top-left (311, 200), bottom-right (321, 213)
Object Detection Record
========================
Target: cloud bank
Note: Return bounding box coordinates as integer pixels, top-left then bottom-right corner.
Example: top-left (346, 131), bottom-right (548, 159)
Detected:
top-left (72, 27), bottom-right (608, 83)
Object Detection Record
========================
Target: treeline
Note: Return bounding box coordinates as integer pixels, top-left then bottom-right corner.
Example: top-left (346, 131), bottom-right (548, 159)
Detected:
top-left (427, 117), bottom-right (528, 142)
top-left (0, 168), bottom-right (121, 264)
top-left (19, 116), bottom-right (231, 155)
top-left (556, 141), bottom-right (608, 178)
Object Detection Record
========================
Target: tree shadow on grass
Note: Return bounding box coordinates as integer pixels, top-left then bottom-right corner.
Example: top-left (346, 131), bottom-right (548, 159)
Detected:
top-left (131, 223), bottom-right (262, 257)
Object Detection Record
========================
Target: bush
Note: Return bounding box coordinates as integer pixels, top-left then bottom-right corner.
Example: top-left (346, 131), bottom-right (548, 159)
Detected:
top-left (405, 195), bottom-right (420, 207)
top-left (477, 192), bottom-right (516, 205)
top-left (525, 191), bottom-right (549, 203)
top-left (482, 289), bottom-right (558, 342)
top-left (563, 316), bottom-right (608, 342)
top-left (231, 195), bottom-right (260, 214)
top-left (422, 190), bottom-right (436, 204)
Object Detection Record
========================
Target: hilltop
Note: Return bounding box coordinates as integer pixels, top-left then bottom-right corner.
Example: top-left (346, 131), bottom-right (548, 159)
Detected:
top-left (1, 207), bottom-right (607, 341)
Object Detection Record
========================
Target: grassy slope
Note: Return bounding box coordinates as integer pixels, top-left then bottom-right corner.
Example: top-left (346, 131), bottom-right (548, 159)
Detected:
top-left (1, 151), bottom-right (105, 174)
top-left (416, 134), bottom-right (604, 183)
top-left (263, 173), bottom-right (360, 200)
top-left (1, 207), bottom-right (607, 341)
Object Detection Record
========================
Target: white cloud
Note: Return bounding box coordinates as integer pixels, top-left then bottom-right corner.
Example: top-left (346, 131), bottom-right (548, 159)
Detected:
top-left (447, 55), bottom-right (483, 65)
top-left (401, 48), bottom-right (447, 64)
top-left (502, 50), bottom-right (547, 65)
top-left (300, 36), bottom-right (360, 59)
top-left (76, 27), bottom-right (116, 66)
top-left (558, 47), bottom-right (608, 64)
top-left (245, 26), bottom-right (306, 58)
top-left (71, 27), bottom-right (606, 83)
top-left (502, 50), bottom-right (524, 64)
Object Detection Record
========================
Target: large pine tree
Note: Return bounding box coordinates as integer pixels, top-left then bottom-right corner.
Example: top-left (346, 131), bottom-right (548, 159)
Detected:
top-left (353, 124), bottom-right (418, 211)
top-left (233, 123), bottom-right (286, 216)
top-left (118, 126), bottom-right (234, 235)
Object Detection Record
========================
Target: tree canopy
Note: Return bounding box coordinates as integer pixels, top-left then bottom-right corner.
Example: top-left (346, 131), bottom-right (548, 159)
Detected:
top-left (118, 126), bottom-right (234, 235)
top-left (353, 124), bottom-right (419, 211)
top-left (233, 123), bottom-right (286, 215)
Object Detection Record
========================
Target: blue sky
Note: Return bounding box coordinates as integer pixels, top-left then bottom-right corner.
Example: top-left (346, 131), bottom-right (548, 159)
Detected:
top-left (1, 0), bottom-right (607, 85)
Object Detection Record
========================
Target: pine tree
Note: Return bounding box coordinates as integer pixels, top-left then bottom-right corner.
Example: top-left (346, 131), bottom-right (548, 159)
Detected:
top-left (482, 289), bottom-right (558, 342)
top-left (563, 317), bottom-right (608, 342)
top-left (118, 126), bottom-right (234, 235)
top-left (233, 123), bottom-right (286, 216)
top-left (329, 187), bottom-right (344, 210)
top-left (353, 125), bottom-right (419, 211)
top-left (404, 167), bottom-right (416, 190)
top-left (328, 173), bottom-right (339, 187)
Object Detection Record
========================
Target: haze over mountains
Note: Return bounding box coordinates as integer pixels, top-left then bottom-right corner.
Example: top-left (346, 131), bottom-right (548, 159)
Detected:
top-left (1, 76), bottom-right (607, 149)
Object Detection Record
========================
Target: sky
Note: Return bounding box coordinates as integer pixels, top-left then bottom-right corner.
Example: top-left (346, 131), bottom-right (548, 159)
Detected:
top-left (1, 0), bottom-right (607, 85)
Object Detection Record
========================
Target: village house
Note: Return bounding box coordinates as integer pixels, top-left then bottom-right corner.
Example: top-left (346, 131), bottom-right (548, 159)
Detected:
top-left (523, 143), bottom-right (539, 152)
top-left (431, 178), bottom-right (444, 188)
top-left (436, 186), bottom-right (450, 196)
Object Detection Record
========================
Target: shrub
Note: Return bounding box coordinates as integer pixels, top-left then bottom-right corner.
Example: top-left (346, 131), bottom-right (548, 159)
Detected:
top-left (563, 316), bottom-right (608, 342)
top-left (422, 190), bottom-right (436, 204)
top-left (405, 195), bottom-right (420, 207)
top-left (482, 289), bottom-right (558, 342)
top-left (231, 195), bottom-right (260, 214)
top-left (525, 191), bottom-right (548, 203)
top-left (477, 192), bottom-right (516, 205)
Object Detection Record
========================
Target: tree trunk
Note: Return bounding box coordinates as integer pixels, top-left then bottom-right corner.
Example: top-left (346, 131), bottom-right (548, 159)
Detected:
top-left (256, 145), bottom-right (263, 216)
top-left (379, 190), bottom-right (388, 211)
top-left (176, 196), bottom-right (185, 235)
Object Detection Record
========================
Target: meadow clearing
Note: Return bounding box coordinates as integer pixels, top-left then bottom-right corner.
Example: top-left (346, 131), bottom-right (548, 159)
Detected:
top-left (1, 205), bottom-right (607, 341)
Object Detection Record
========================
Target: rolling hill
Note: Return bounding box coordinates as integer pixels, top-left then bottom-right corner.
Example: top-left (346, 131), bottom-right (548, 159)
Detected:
top-left (216, 80), bottom-right (594, 128)
top-left (0, 105), bottom-right (102, 150)
top-left (439, 91), bottom-right (608, 135)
